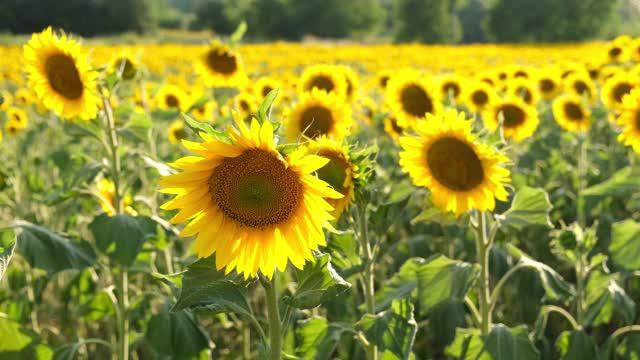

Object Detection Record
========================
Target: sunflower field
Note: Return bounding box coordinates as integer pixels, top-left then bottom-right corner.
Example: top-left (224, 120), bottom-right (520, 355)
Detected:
top-left (0, 24), bottom-right (640, 360)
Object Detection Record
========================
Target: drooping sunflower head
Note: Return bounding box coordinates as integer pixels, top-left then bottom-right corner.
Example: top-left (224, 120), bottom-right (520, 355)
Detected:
top-left (386, 71), bottom-right (442, 127)
top-left (483, 97), bottom-right (539, 143)
top-left (535, 68), bottom-right (561, 100)
top-left (438, 73), bottom-right (466, 104)
top-left (399, 109), bottom-right (511, 215)
top-left (465, 80), bottom-right (497, 113)
top-left (616, 88), bottom-right (640, 153)
top-left (23, 27), bottom-right (100, 120)
top-left (506, 78), bottom-right (540, 106)
top-left (154, 84), bottom-right (190, 112)
top-left (304, 137), bottom-right (358, 218)
top-left (298, 64), bottom-right (348, 100)
top-left (159, 116), bottom-right (342, 278)
top-left (601, 74), bottom-right (638, 110)
top-left (552, 95), bottom-right (591, 132)
top-left (196, 41), bottom-right (247, 88)
top-left (564, 73), bottom-right (597, 103)
top-left (285, 88), bottom-right (353, 142)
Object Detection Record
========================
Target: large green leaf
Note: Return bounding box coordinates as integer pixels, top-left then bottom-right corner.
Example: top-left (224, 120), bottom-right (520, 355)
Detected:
top-left (583, 166), bottom-right (640, 197)
top-left (445, 324), bottom-right (539, 360)
top-left (327, 232), bottom-right (362, 277)
top-left (373, 258), bottom-right (422, 312)
top-left (88, 214), bottom-right (156, 268)
top-left (584, 270), bottom-right (635, 327)
top-left (285, 253), bottom-right (351, 309)
top-left (370, 197), bottom-right (410, 235)
top-left (16, 222), bottom-right (96, 273)
top-left (0, 314), bottom-right (48, 358)
top-left (555, 330), bottom-right (599, 360)
top-left (356, 299), bottom-right (417, 360)
top-left (172, 256), bottom-right (252, 319)
top-left (77, 290), bottom-right (115, 322)
top-left (609, 220), bottom-right (640, 270)
top-left (146, 308), bottom-right (211, 359)
top-left (496, 187), bottom-right (553, 230)
top-left (508, 245), bottom-right (574, 300)
top-left (295, 317), bottom-right (350, 360)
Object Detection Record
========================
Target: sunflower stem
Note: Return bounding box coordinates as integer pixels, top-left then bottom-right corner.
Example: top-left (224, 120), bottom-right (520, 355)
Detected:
top-left (115, 269), bottom-right (130, 360)
top-left (473, 211), bottom-right (492, 335)
top-left (576, 133), bottom-right (588, 228)
top-left (356, 203), bottom-right (377, 360)
top-left (264, 273), bottom-right (282, 360)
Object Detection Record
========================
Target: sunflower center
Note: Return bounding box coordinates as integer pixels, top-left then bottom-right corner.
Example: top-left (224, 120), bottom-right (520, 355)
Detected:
top-left (308, 75), bottom-right (334, 93)
top-left (116, 57), bottom-right (136, 79)
top-left (45, 53), bottom-right (83, 100)
top-left (610, 47), bottom-right (622, 58)
top-left (261, 86), bottom-right (274, 98)
top-left (380, 75), bottom-right (390, 88)
top-left (517, 87), bottom-right (533, 104)
top-left (563, 102), bottom-right (584, 121)
top-left (588, 69), bottom-right (599, 80)
top-left (346, 78), bottom-right (353, 97)
top-left (613, 83), bottom-right (633, 103)
top-left (574, 81), bottom-right (590, 97)
top-left (316, 151), bottom-right (349, 194)
top-left (300, 105), bottom-right (333, 138)
top-left (472, 90), bottom-right (489, 106)
top-left (499, 104), bottom-right (526, 128)
top-left (240, 100), bottom-right (250, 112)
top-left (443, 82), bottom-right (460, 98)
top-left (427, 137), bottom-right (484, 191)
top-left (206, 50), bottom-right (238, 75)
top-left (389, 117), bottom-right (404, 134)
top-left (400, 84), bottom-right (433, 117)
top-left (636, 111), bottom-right (640, 131)
top-left (209, 149), bottom-right (302, 228)
top-left (540, 79), bottom-right (555, 93)
top-left (514, 71), bottom-right (528, 79)
top-left (165, 95), bottom-right (180, 108)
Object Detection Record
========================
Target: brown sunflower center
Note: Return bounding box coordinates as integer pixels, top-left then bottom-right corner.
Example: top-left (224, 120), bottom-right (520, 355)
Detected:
top-left (206, 49), bottom-right (238, 75)
top-left (588, 69), bottom-right (599, 80)
top-left (427, 137), bottom-right (484, 191)
top-left (610, 47), bottom-right (622, 58)
top-left (389, 117), bottom-right (404, 134)
top-left (45, 53), bottom-right (83, 100)
top-left (165, 94), bottom-right (180, 108)
top-left (563, 102), bottom-right (584, 121)
top-left (499, 104), bottom-right (526, 128)
top-left (517, 87), bottom-right (533, 104)
top-left (300, 105), bottom-right (333, 138)
top-left (613, 83), bottom-right (633, 103)
top-left (540, 79), bottom-right (555, 93)
top-left (316, 151), bottom-right (350, 194)
top-left (573, 81), bottom-right (590, 97)
top-left (115, 57), bottom-right (136, 80)
top-left (472, 90), bottom-right (489, 106)
top-left (443, 82), bottom-right (461, 98)
top-left (400, 84), bottom-right (433, 118)
top-left (308, 75), bottom-right (334, 93)
top-left (514, 71), bottom-right (528, 79)
top-left (209, 149), bottom-right (302, 228)
top-left (380, 75), bottom-right (390, 88)
top-left (636, 111), bottom-right (640, 131)
top-left (240, 100), bottom-right (250, 112)
top-left (261, 85), bottom-right (274, 98)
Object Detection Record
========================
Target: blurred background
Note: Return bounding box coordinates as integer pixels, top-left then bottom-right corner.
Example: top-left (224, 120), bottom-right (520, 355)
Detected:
top-left (0, 0), bottom-right (637, 43)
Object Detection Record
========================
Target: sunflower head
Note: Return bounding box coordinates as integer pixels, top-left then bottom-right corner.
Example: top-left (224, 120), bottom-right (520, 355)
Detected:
top-left (399, 109), bottom-right (511, 215)
top-left (254, 76), bottom-right (280, 100)
top-left (616, 88), bottom-right (640, 153)
top-left (552, 95), bottom-right (591, 132)
top-left (0, 91), bottom-right (13, 111)
top-left (483, 97), bottom-right (539, 143)
top-left (154, 84), bottom-right (190, 112)
top-left (338, 65), bottom-right (359, 102)
top-left (601, 74), bottom-right (638, 110)
top-left (196, 41), bottom-right (247, 88)
top-left (110, 53), bottom-right (138, 80)
top-left (386, 70), bottom-right (442, 127)
top-left (438, 73), bottom-right (466, 104)
top-left (465, 80), bottom-right (497, 113)
top-left (535, 68), bottom-right (561, 100)
top-left (96, 178), bottom-right (137, 216)
top-left (564, 73), bottom-right (597, 103)
top-left (5, 107), bottom-right (28, 129)
top-left (285, 88), bottom-right (352, 142)
top-left (23, 27), bottom-right (100, 120)
top-left (159, 116), bottom-right (342, 278)
top-left (507, 78), bottom-right (539, 106)
top-left (168, 119), bottom-right (187, 144)
top-left (298, 65), bottom-right (348, 100)
top-left (384, 115), bottom-right (406, 142)
top-left (14, 89), bottom-right (35, 106)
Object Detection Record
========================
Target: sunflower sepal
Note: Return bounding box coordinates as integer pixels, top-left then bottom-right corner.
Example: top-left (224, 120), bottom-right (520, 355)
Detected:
top-left (181, 113), bottom-right (231, 144)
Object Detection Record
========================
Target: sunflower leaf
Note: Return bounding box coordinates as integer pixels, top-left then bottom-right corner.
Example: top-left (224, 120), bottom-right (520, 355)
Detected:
top-left (146, 307), bottom-right (211, 359)
top-left (295, 317), bottom-right (351, 360)
top-left (496, 186), bottom-right (553, 230)
top-left (583, 166), bottom-right (640, 197)
top-left (285, 253), bottom-right (351, 309)
top-left (445, 324), bottom-right (539, 360)
top-left (257, 88), bottom-right (279, 125)
top-left (609, 219), bottom-right (640, 271)
top-left (555, 330), bottom-right (599, 360)
top-left (88, 214), bottom-right (156, 268)
top-left (182, 113), bottom-right (231, 143)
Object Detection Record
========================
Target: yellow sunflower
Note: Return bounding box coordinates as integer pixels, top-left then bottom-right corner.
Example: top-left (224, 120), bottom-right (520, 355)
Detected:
top-left (564, 73), bottom-right (597, 103)
top-left (109, 52), bottom-right (139, 80)
top-left (483, 97), bottom-right (539, 143)
top-left (438, 73), bottom-right (466, 104)
top-left (254, 76), bottom-right (280, 99)
top-left (285, 88), bottom-right (352, 142)
top-left (376, 70), bottom-right (393, 90)
top-left (14, 89), bottom-right (35, 106)
top-left (154, 84), bottom-right (190, 112)
top-left (190, 100), bottom-right (216, 122)
top-left (338, 65), bottom-right (360, 102)
top-left (386, 70), bottom-right (442, 127)
top-left (464, 81), bottom-right (498, 113)
top-left (233, 92), bottom-right (257, 120)
top-left (5, 107), bottom-right (28, 129)
top-left (534, 68), bottom-right (562, 100)
top-left (159, 117), bottom-right (342, 278)
top-left (23, 27), bottom-right (100, 120)
top-left (298, 64), bottom-right (348, 100)
top-left (4, 121), bottom-right (23, 136)
top-left (96, 178), bottom-right (137, 216)
top-left (0, 91), bottom-right (13, 111)
top-left (399, 109), bottom-right (511, 215)
top-left (616, 89), bottom-right (640, 153)
top-left (606, 41), bottom-right (630, 64)
top-left (601, 74), bottom-right (638, 110)
top-left (304, 137), bottom-right (358, 218)
top-left (196, 41), bottom-right (248, 88)
top-left (168, 120), bottom-right (187, 144)
top-left (506, 78), bottom-right (540, 106)
top-left (552, 95), bottom-right (591, 132)
top-left (629, 38), bottom-right (640, 62)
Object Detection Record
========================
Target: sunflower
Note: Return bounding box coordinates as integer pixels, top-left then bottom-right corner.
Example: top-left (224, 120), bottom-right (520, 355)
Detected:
top-left (483, 97), bottom-right (539, 143)
top-left (285, 88), bottom-right (352, 142)
top-left (438, 73), bottom-right (466, 104)
top-left (254, 76), bottom-right (280, 99)
top-left (190, 100), bottom-right (216, 122)
top-left (506, 78), bottom-right (540, 106)
top-left (338, 65), bottom-right (360, 102)
top-left (384, 115), bottom-right (406, 142)
top-left (14, 89), bottom-right (35, 106)
top-left (552, 95), bottom-right (591, 132)
top-left (4, 121), bottom-right (23, 136)
top-left (23, 27), bottom-right (100, 120)
top-left (109, 52), bottom-right (139, 80)
top-left (399, 109), bottom-right (510, 215)
top-left (96, 178), bottom-right (137, 216)
top-left (233, 92), bottom-right (257, 121)
top-left (196, 41), bottom-right (247, 88)
top-left (464, 81), bottom-right (497, 113)
top-left (376, 70), bottom-right (393, 90)
top-left (304, 137), bottom-right (358, 218)
top-left (564, 73), bottom-right (597, 103)
top-left (601, 74), bottom-right (638, 110)
top-left (5, 107), bottom-right (28, 129)
top-left (168, 120), bottom-right (187, 144)
top-left (535, 68), bottom-right (561, 100)
top-left (298, 64), bottom-right (348, 100)
top-left (154, 84), bottom-right (190, 112)
top-left (159, 117), bottom-right (342, 278)
top-left (358, 96), bottom-right (377, 124)
top-left (386, 70), bottom-right (441, 127)
top-left (0, 91), bottom-right (13, 111)
top-left (606, 41), bottom-right (630, 64)
top-left (616, 89), bottom-right (640, 153)
top-left (629, 38), bottom-right (640, 62)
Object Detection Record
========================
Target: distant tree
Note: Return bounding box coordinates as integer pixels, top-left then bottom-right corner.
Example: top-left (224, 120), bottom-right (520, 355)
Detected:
top-left (457, 0), bottom-right (489, 43)
top-left (392, 0), bottom-right (461, 43)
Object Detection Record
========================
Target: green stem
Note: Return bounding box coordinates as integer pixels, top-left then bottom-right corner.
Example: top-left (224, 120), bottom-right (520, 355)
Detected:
top-left (25, 270), bottom-right (40, 333)
top-left (489, 263), bottom-right (527, 313)
top-left (575, 253), bottom-right (586, 327)
top-left (101, 92), bottom-right (123, 214)
top-left (607, 325), bottom-right (640, 359)
top-left (264, 274), bottom-right (282, 360)
top-left (473, 211), bottom-right (492, 335)
top-left (576, 134), bottom-right (588, 228)
top-left (356, 204), bottom-right (377, 360)
top-left (116, 270), bottom-right (129, 360)
top-left (540, 305), bottom-right (579, 330)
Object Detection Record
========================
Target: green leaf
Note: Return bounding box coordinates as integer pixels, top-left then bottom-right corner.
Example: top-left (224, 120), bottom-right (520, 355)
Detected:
top-left (518, 255), bottom-right (574, 301)
top-left (327, 232), bottom-right (362, 277)
top-left (16, 222), bottom-right (96, 273)
top-left (0, 241), bottom-right (15, 281)
top-left (104, 72), bottom-right (119, 91)
top-left (584, 270), bottom-right (635, 326)
top-left (88, 214), bottom-right (156, 268)
top-left (230, 21), bottom-right (247, 44)
top-left (583, 166), bottom-right (640, 197)
top-left (172, 256), bottom-right (252, 319)
top-left (496, 187), bottom-right (553, 230)
top-left (555, 330), bottom-right (599, 360)
top-left (609, 220), bottom-right (640, 270)
top-left (182, 113), bottom-right (231, 143)
top-left (370, 197), bottom-right (410, 235)
top-left (373, 258), bottom-right (421, 312)
top-left (77, 290), bottom-right (115, 321)
top-left (0, 315), bottom-right (35, 352)
top-left (445, 324), bottom-right (539, 360)
top-left (285, 253), bottom-right (351, 309)
top-left (120, 112), bottom-right (151, 141)
top-left (257, 88), bottom-right (279, 124)
top-left (356, 299), bottom-right (417, 360)
top-left (411, 207), bottom-right (460, 226)
top-left (146, 308), bottom-right (211, 359)
top-left (295, 317), bottom-right (350, 360)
